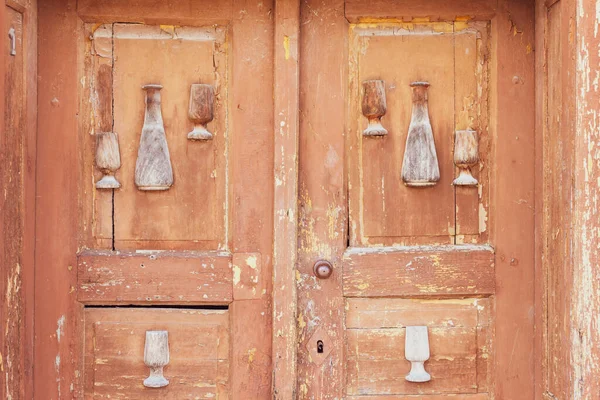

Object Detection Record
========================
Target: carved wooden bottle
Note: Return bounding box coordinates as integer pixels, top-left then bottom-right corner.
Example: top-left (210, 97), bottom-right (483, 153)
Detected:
top-left (135, 84), bottom-right (173, 190)
top-left (401, 82), bottom-right (440, 187)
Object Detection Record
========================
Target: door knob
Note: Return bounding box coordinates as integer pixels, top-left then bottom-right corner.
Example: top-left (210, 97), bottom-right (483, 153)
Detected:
top-left (313, 260), bottom-right (333, 279)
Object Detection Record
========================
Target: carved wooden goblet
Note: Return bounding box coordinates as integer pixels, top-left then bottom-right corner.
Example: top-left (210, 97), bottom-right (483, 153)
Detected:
top-left (143, 330), bottom-right (170, 388)
top-left (187, 84), bottom-right (215, 140)
top-left (405, 326), bottom-right (431, 383)
top-left (453, 129), bottom-right (479, 186)
top-left (95, 131), bottom-right (121, 189)
top-left (361, 80), bottom-right (388, 136)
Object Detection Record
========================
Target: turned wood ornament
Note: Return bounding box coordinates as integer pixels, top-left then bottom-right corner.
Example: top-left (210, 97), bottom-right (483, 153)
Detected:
top-left (143, 330), bottom-right (170, 388)
top-left (361, 80), bottom-right (388, 136)
top-left (401, 82), bottom-right (440, 187)
top-left (453, 129), bottom-right (479, 186)
top-left (95, 131), bottom-right (121, 189)
top-left (405, 326), bottom-right (432, 383)
top-left (135, 84), bottom-right (174, 191)
top-left (187, 84), bottom-right (215, 140)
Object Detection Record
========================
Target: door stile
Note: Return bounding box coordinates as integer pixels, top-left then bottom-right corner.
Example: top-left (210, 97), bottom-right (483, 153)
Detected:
top-left (272, 0), bottom-right (301, 398)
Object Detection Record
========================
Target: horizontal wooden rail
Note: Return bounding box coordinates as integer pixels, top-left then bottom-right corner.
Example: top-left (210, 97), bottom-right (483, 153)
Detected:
top-left (345, 0), bottom-right (496, 22)
top-left (77, 250), bottom-right (232, 305)
top-left (343, 245), bottom-right (495, 297)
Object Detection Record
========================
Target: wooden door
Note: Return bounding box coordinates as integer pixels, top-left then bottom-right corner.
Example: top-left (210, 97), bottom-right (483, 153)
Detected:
top-left (294, 1), bottom-right (535, 399)
top-left (36, 1), bottom-right (273, 398)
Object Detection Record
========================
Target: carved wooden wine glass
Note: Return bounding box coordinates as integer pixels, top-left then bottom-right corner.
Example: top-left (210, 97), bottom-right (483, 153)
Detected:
top-left (405, 326), bottom-right (431, 383)
top-left (361, 80), bottom-right (388, 136)
top-left (95, 131), bottom-right (121, 189)
top-left (143, 330), bottom-right (170, 388)
top-left (187, 83), bottom-right (215, 140)
top-left (453, 129), bottom-right (479, 186)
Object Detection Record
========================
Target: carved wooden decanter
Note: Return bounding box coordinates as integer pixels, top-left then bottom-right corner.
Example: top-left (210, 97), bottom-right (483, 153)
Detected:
top-left (187, 84), bottom-right (215, 140)
top-left (135, 84), bottom-right (174, 190)
top-left (362, 80), bottom-right (388, 136)
top-left (401, 82), bottom-right (440, 187)
top-left (95, 131), bottom-right (121, 189)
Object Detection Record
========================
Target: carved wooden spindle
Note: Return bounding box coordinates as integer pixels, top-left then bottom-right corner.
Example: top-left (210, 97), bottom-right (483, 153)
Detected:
top-left (135, 84), bottom-right (174, 190)
top-left (187, 84), bottom-right (215, 140)
top-left (361, 80), bottom-right (388, 136)
top-left (143, 330), bottom-right (170, 388)
top-left (453, 129), bottom-right (479, 186)
top-left (405, 326), bottom-right (431, 383)
top-left (95, 131), bottom-right (121, 189)
top-left (401, 82), bottom-right (440, 187)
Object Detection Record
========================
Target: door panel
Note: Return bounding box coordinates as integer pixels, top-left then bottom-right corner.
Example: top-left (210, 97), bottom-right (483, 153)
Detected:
top-left (297, 0), bottom-right (534, 399)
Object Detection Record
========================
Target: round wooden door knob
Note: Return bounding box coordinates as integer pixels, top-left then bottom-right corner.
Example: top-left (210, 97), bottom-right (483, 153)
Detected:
top-left (313, 260), bottom-right (333, 279)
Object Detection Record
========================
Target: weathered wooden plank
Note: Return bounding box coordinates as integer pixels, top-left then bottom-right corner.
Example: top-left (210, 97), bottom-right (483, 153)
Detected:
top-left (346, 327), bottom-right (478, 395)
top-left (272, 0), bottom-right (300, 397)
top-left (76, 0), bottom-right (233, 24)
top-left (343, 245), bottom-right (495, 297)
top-left (84, 308), bottom-right (229, 399)
top-left (77, 250), bottom-right (232, 304)
top-left (345, 0), bottom-right (497, 22)
top-left (347, 395), bottom-right (488, 400)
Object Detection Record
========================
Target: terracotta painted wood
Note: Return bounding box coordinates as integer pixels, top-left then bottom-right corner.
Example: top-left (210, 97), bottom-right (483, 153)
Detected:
top-left (112, 24), bottom-right (227, 249)
top-left (35, 1), bottom-right (82, 397)
top-left (570, 0), bottom-right (600, 396)
top-left (345, 0), bottom-right (497, 22)
top-left (346, 298), bottom-right (489, 396)
top-left (272, 0), bottom-right (300, 398)
top-left (343, 245), bottom-right (495, 297)
top-left (0, 4), bottom-right (27, 398)
top-left (77, 251), bottom-right (233, 304)
top-left (297, 0), bottom-right (347, 398)
top-left (84, 308), bottom-right (229, 399)
top-left (491, 1), bottom-right (536, 398)
top-left (229, 2), bottom-right (274, 398)
top-left (347, 395), bottom-right (488, 400)
top-left (349, 24), bottom-right (456, 246)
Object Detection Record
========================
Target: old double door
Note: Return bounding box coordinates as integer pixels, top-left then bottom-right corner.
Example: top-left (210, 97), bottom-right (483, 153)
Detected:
top-left (35, 0), bottom-right (535, 398)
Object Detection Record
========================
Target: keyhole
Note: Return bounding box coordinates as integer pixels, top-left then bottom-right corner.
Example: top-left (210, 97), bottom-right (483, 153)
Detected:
top-left (317, 340), bottom-right (324, 354)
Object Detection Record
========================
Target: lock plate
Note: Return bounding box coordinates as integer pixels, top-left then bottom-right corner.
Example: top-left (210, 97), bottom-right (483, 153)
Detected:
top-left (306, 326), bottom-right (332, 365)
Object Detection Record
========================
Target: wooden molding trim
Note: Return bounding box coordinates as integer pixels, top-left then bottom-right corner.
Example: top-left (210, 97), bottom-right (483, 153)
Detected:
top-left (343, 245), bottom-right (495, 297)
top-left (77, 250), bottom-right (233, 305)
top-left (272, 0), bottom-right (300, 398)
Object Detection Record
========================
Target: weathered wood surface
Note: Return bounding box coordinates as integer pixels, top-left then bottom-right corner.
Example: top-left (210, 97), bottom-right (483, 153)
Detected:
top-left (349, 25), bottom-right (455, 245)
top-left (347, 395), bottom-right (488, 400)
top-left (492, 1), bottom-right (536, 398)
top-left (77, 250), bottom-right (232, 304)
top-left (77, 0), bottom-right (233, 24)
top-left (297, 0), bottom-right (347, 397)
top-left (343, 245), bottom-right (495, 297)
top-left (84, 308), bottom-right (229, 399)
top-left (36, 0), bottom-right (82, 397)
top-left (346, 298), bottom-right (489, 396)
top-left (272, 0), bottom-right (300, 397)
top-left (345, 0), bottom-right (497, 22)
top-left (112, 24), bottom-right (227, 249)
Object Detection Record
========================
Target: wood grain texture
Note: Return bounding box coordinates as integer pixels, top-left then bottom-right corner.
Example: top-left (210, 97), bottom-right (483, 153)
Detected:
top-left (112, 24), bottom-right (227, 249)
top-left (570, 0), bottom-right (600, 397)
top-left (345, 0), bottom-right (497, 22)
top-left (272, 0), bottom-right (300, 397)
top-left (229, 2), bottom-right (274, 398)
top-left (297, 0), bottom-right (347, 397)
top-left (0, 5), bottom-right (25, 399)
top-left (77, 250), bottom-right (232, 304)
top-left (346, 298), bottom-right (489, 396)
top-left (347, 395), bottom-right (488, 400)
top-left (343, 245), bottom-right (495, 297)
top-left (35, 0), bottom-right (82, 397)
top-left (76, 0), bottom-right (233, 24)
top-left (84, 308), bottom-right (229, 399)
top-left (491, 1), bottom-right (536, 398)
top-left (349, 25), bottom-right (455, 245)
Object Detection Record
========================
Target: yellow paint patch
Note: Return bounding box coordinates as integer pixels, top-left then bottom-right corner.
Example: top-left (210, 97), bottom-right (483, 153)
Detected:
top-left (247, 348), bottom-right (256, 363)
top-left (357, 282), bottom-right (370, 290)
top-left (159, 25), bottom-right (176, 37)
top-left (297, 312), bottom-right (306, 329)
top-left (283, 35), bottom-right (290, 60)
